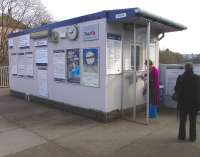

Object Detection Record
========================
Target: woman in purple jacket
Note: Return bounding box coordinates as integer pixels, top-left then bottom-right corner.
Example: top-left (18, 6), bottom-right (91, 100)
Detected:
top-left (145, 60), bottom-right (160, 118)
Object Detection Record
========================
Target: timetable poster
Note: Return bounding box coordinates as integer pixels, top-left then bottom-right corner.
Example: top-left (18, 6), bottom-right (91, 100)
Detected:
top-left (106, 33), bottom-right (122, 74)
top-left (53, 50), bottom-right (66, 79)
top-left (66, 49), bottom-right (80, 83)
top-left (82, 48), bottom-right (99, 87)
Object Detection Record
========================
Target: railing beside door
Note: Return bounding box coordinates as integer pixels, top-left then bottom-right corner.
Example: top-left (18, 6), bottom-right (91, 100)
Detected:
top-left (0, 66), bottom-right (9, 88)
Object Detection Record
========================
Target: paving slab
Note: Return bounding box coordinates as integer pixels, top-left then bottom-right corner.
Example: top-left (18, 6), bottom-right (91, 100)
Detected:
top-left (108, 123), bottom-right (200, 157)
top-left (5, 142), bottom-right (83, 157)
top-left (5, 110), bottom-right (69, 127)
top-left (54, 120), bottom-right (154, 157)
top-left (0, 116), bottom-right (18, 133)
top-left (0, 88), bottom-right (9, 97)
top-left (29, 116), bottom-right (98, 140)
top-left (0, 128), bottom-right (46, 157)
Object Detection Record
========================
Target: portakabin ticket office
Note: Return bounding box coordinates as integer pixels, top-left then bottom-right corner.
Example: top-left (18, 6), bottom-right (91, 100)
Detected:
top-left (8, 8), bottom-right (186, 122)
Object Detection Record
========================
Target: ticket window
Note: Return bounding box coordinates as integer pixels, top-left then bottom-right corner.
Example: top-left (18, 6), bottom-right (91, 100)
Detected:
top-left (131, 44), bottom-right (144, 71)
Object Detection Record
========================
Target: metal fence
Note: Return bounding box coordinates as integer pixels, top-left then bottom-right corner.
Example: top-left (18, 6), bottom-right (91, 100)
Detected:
top-left (0, 66), bottom-right (9, 88)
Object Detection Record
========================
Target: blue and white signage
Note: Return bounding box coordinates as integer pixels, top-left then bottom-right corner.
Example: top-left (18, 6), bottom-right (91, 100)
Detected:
top-left (115, 12), bottom-right (127, 19)
top-left (83, 24), bottom-right (99, 41)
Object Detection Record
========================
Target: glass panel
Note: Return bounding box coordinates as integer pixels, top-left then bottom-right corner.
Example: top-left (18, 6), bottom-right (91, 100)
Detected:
top-left (149, 43), bottom-right (156, 66)
top-left (131, 45), bottom-right (143, 70)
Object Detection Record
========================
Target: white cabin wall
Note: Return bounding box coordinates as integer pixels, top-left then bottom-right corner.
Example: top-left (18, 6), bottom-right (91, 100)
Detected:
top-left (9, 18), bottom-right (107, 112)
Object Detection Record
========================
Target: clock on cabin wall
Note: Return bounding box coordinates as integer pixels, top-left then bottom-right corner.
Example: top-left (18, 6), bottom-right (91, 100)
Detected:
top-left (66, 25), bottom-right (78, 40)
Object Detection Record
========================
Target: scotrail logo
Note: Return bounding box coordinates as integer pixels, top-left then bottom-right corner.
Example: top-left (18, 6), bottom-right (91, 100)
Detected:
top-left (84, 31), bottom-right (96, 36)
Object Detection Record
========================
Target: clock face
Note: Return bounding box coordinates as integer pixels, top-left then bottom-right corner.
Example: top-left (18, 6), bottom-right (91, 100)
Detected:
top-left (66, 25), bottom-right (78, 40)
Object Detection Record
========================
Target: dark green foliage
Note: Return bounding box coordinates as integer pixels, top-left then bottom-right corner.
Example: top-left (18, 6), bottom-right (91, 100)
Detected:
top-left (159, 48), bottom-right (184, 64)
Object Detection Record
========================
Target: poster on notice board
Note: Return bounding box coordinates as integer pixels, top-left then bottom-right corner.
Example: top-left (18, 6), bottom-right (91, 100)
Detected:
top-left (53, 50), bottom-right (66, 80)
top-left (82, 48), bottom-right (99, 87)
top-left (66, 49), bottom-right (80, 83)
top-left (106, 33), bottom-right (122, 75)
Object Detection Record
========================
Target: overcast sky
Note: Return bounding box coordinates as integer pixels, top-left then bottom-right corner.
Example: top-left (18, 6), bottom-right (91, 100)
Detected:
top-left (41, 0), bottom-right (199, 54)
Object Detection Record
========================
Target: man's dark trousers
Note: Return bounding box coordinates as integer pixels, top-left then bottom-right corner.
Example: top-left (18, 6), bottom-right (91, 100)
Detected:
top-left (179, 109), bottom-right (197, 141)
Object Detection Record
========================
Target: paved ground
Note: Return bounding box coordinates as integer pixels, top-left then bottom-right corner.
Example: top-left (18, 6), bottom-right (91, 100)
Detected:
top-left (0, 88), bottom-right (200, 157)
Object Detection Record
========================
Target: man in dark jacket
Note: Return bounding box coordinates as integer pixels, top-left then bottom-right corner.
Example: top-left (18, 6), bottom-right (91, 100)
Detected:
top-left (175, 63), bottom-right (200, 142)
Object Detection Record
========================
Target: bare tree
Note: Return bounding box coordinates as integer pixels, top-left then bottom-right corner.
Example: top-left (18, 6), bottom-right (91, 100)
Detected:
top-left (0, 0), bottom-right (52, 65)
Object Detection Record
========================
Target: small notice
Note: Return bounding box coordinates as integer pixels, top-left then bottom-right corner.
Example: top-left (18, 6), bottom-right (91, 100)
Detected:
top-left (34, 39), bottom-right (48, 47)
top-left (106, 33), bottom-right (122, 74)
top-left (8, 38), bottom-right (14, 48)
top-left (53, 50), bottom-right (66, 79)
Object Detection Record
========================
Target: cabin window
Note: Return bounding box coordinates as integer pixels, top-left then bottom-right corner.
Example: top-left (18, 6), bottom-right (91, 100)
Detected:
top-left (131, 44), bottom-right (144, 70)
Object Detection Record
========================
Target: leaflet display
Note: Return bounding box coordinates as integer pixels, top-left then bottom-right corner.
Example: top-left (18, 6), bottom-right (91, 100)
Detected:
top-left (53, 50), bottom-right (66, 79)
top-left (34, 39), bottom-right (48, 47)
top-left (106, 33), bottom-right (122, 74)
top-left (82, 48), bottom-right (99, 87)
